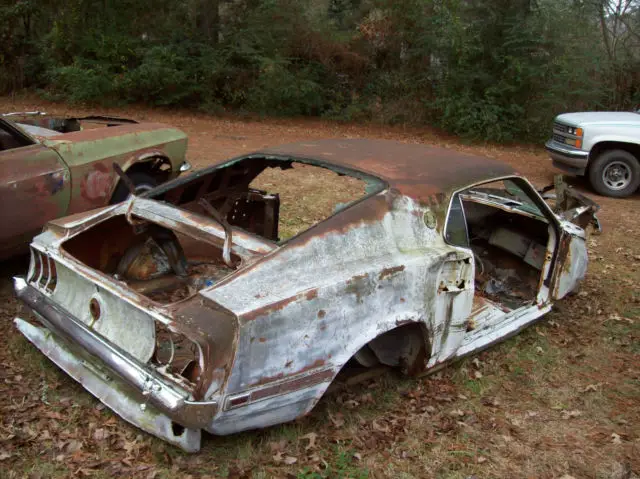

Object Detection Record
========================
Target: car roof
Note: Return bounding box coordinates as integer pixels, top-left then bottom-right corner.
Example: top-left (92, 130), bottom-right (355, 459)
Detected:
top-left (256, 139), bottom-right (517, 201)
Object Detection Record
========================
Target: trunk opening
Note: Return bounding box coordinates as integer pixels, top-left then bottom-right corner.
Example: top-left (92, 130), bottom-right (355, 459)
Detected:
top-left (62, 215), bottom-right (241, 305)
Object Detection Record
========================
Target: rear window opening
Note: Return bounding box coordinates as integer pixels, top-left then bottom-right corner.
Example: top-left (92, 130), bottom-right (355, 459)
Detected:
top-left (151, 156), bottom-right (384, 242)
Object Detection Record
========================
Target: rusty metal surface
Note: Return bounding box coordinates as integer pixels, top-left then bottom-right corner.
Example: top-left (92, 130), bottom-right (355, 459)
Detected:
top-left (0, 115), bottom-right (188, 260)
top-left (257, 139), bottom-right (517, 200)
top-left (12, 140), bottom-right (597, 452)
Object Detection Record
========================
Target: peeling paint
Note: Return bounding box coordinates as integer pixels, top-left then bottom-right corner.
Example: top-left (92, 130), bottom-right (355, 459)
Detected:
top-left (13, 139), bottom-right (598, 452)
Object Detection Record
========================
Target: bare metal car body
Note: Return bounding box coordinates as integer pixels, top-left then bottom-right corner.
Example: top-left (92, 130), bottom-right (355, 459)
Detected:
top-left (0, 112), bottom-right (189, 260)
top-left (13, 140), bottom-right (598, 452)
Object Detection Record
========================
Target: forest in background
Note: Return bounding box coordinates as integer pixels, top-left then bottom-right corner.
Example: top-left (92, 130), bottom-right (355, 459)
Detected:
top-left (0, 0), bottom-right (639, 142)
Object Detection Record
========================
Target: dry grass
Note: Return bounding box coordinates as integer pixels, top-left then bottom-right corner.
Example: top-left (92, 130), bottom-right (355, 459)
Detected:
top-left (250, 163), bottom-right (366, 240)
top-left (0, 94), bottom-right (638, 478)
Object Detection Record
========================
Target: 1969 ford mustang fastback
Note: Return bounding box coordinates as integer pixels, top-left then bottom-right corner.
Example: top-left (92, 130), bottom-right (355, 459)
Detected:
top-left (0, 112), bottom-right (189, 260)
top-left (13, 140), bottom-right (598, 451)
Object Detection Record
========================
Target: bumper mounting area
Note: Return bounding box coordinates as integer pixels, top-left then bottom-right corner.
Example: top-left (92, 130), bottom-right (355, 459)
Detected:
top-left (15, 318), bottom-right (202, 451)
top-left (545, 140), bottom-right (589, 175)
top-left (13, 276), bottom-right (218, 452)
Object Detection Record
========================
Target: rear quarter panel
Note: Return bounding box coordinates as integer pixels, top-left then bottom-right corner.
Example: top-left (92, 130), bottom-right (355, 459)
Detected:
top-left (204, 192), bottom-right (467, 397)
top-left (44, 123), bottom-right (187, 213)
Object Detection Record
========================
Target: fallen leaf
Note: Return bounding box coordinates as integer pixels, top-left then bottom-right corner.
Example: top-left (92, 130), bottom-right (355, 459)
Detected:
top-left (283, 456), bottom-right (297, 465)
top-left (301, 432), bottom-right (317, 451)
top-left (372, 420), bottom-right (390, 432)
top-left (329, 412), bottom-right (345, 428)
top-left (353, 452), bottom-right (362, 461)
top-left (582, 384), bottom-right (599, 393)
top-left (66, 440), bottom-right (83, 453)
top-left (0, 450), bottom-right (11, 461)
top-left (611, 433), bottom-right (622, 444)
top-left (561, 410), bottom-right (582, 419)
top-left (477, 456), bottom-right (487, 464)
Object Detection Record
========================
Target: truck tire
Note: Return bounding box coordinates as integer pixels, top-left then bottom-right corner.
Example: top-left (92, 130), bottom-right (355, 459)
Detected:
top-left (588, 149), bottom-right (640, 198)
top-left (110, 172), bottom-right (158, 204)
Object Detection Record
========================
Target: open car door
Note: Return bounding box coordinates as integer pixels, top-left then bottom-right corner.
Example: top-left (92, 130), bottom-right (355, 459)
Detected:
top-left (541, 176), bottom-right (601, 299)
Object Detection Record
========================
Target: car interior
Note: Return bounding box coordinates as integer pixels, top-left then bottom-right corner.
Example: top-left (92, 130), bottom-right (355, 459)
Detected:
top-left (63, 157), bottom-right (379, 304)
top-left (445, 178), bottom-right (554, 311)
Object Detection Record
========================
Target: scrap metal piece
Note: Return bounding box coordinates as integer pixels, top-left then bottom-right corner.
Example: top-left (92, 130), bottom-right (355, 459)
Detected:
top-left (198, 198), bottom-right (234, 267)
top-left (113, 162), bottom-right (137, 197)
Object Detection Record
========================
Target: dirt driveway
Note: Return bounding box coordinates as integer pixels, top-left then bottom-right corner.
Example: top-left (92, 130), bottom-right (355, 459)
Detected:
top-left (0, 96), bottom-right (638, 478)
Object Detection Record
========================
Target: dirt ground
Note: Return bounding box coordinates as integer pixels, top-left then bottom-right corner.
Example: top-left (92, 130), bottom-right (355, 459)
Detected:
top-left (0, 95), bottom-right (638, 478)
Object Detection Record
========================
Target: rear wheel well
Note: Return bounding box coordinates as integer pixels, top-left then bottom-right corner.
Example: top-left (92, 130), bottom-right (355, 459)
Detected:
top-left (589, 141), bottom-right (640, 167)
top-left (124, 156), bottom-right (173, 179)
top-left (109, 157), bottom-right (172, 203)
top-left (353, 322), bottom-right (431, 376)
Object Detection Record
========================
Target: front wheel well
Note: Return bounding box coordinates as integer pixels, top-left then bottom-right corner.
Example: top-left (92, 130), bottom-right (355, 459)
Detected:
top-left (589, 141), bottom-right (640, 166)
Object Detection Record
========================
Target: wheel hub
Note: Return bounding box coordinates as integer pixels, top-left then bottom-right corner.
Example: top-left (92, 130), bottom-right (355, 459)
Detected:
top-left (602, 161), bottom-right (632, 190)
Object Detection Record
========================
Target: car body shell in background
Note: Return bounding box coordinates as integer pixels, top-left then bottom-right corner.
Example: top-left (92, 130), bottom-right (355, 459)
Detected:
top-left (0, 115), bottom-right (189, 260)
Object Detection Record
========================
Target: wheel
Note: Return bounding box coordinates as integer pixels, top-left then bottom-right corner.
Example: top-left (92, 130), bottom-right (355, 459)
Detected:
top-left (588, 149), bottom-right (640, 198)
top-left (110, 172), bottom-right (158, 204)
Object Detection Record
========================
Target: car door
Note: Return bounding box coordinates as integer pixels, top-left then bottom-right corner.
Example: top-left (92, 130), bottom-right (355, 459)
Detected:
top-left (541, 176), bottom-right (600, 300)
top-left (0, 119), bottom-right (71, 258)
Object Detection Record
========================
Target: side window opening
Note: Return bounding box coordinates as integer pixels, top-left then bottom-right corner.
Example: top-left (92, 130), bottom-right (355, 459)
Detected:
top-left (0, 122), bottom-right (33, 152)
top-left (445, 178), bottom-right (552, 310)
top-left (444, 193), bottom-right (469, 248)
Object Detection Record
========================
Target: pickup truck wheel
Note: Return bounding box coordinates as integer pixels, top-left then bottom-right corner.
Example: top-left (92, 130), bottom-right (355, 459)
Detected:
top-left (110, 172), bottom-right (158, 204)
top-left (588, 150), bottom-right (640, 198)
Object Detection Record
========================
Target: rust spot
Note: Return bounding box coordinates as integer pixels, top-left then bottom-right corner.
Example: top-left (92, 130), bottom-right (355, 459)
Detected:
top-left (347, 273), bottom-right (368, 284)
top-left (400, 297), bottom-right (406, 303)
top-left (317, 309), bottom-right (326, 318)
top-left (379, 265), bottom-right (405, 281)
top-left (259, 337), bottom-right (267, 343)
top-left (395, 319), bottom-right (413, 326)
top-left (249, 369), bottom-right (334, 402)
top-left (345, 273), bottom-right (375, 303)
top-left (285, 360), bottom-right (293, 368)
top-left (295, 359), bottom-right (326, 375)
top-left (252, 372), bottom-right (285, 387)
top-left (249, 358), bottom-right (328, 387)
top-left (89, 298), bottom-right (101, 321)
top-left (242, 294), bottom-right (298, 321)
top-left (305, 289), bottom-right (318, 300)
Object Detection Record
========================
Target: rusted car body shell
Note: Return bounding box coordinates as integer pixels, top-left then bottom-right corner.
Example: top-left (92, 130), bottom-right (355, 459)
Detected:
top-left (0, 116), bottom-right (188, 259)
top-left (13, 140), bottom-right (595, 452)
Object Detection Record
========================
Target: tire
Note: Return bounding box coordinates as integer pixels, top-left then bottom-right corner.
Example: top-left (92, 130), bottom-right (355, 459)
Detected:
top-left (110, 172), bottom-right (158, 204)
top-left (588, 149), bottom-right (640, 198)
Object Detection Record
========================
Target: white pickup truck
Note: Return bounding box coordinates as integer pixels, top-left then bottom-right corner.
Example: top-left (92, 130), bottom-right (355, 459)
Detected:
top-left (545, 111), bottom-right (640, 197)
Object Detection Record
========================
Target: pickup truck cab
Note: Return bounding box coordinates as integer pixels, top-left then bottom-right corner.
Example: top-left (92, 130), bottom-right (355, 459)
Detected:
top-left (545, 111), bottom-right (640, 197)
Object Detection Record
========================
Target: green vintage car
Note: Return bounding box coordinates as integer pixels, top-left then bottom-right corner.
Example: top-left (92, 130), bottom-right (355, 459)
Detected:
top-left (0, 113), bottom-right (190, 260)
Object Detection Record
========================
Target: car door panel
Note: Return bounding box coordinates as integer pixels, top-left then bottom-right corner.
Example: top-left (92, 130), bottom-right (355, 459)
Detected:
top-left (0, 143), bottom-right (71, 258)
